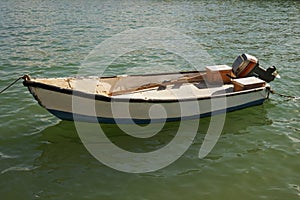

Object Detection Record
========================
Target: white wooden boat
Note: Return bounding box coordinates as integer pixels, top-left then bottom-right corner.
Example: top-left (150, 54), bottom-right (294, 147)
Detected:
top-left (23, 54), bottom-right (278, 124)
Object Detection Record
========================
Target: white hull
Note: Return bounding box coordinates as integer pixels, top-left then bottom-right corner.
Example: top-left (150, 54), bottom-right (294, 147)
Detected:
top-left (23, 72), bottom-right (270, 124)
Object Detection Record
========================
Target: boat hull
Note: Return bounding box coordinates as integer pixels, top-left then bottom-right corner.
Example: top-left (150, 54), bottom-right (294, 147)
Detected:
top-left (24, 80), bottom-right (270, 124)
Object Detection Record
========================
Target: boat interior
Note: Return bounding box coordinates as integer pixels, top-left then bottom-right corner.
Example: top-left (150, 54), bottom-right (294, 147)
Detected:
top-left (27, 71), bottom-right (242, 100)
top-left (25, 53), bottom-right (276, 100)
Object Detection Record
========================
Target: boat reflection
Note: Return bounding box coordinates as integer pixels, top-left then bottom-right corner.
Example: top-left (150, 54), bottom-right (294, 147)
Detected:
top-left (35, 103), bottom-right (272, 174)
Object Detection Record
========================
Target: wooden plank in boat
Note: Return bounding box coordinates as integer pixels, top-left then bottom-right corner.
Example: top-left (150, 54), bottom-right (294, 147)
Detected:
top-left (232, 77), bottom-right (265, 91)
top-left (108, 73), bottom-right (205, 96)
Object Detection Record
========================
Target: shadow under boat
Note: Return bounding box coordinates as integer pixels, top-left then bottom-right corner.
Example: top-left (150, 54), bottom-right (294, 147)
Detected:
top-left (36, 102), bottom-right (272, 155)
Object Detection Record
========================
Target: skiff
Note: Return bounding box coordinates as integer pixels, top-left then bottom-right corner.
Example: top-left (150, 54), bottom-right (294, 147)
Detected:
top-left (23, 54), bottom-right (278, 124)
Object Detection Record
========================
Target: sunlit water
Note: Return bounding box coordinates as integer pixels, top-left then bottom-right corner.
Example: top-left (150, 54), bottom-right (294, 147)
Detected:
top-left (0, 1), bottom-right (299, 199)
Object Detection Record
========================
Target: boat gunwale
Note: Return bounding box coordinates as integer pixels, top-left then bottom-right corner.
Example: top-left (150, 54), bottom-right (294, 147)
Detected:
top-left (83, 70), bottom-right (202, 79)
top-left (23, 78), bottom-right (269, 103)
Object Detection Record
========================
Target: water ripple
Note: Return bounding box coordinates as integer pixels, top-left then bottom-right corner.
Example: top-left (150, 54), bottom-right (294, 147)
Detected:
top-left (1, 165), bottom-right (39, 175)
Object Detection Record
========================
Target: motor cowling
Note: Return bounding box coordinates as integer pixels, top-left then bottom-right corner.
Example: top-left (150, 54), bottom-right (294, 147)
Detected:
top-left (232, 53), bottom-right (278, 82)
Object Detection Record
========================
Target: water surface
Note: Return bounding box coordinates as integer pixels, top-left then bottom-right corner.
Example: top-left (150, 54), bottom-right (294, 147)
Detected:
top-left (0, 0), bottom-right (299, 199)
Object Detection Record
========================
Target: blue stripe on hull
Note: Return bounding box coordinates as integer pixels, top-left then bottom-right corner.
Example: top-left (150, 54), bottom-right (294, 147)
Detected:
top-left (47, 99), bottom-right (265, 124)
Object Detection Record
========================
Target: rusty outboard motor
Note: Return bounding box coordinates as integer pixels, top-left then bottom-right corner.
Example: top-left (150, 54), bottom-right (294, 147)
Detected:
top-left (232, 53), bottom-right (279, 82)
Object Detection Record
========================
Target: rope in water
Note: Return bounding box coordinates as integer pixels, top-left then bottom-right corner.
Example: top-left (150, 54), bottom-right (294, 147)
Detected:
top-left (270, 89), bottom-right (299, 100)
top-left (0, 75), bottom-right (29, 94)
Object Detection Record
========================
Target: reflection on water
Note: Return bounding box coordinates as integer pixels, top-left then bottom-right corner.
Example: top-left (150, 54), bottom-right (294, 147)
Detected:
top-left (221, 104), bottom-right (272, 135)
top-left (18, 104), bottom-right (274, 200)
top-left (35, 103), bottom-right (271, 172)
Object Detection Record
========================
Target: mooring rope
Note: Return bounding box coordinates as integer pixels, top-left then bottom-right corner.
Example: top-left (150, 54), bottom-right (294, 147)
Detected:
top-left (270, 89), bottom-right (299, 100)
top-left (0, 75), bottom-right (28, 94)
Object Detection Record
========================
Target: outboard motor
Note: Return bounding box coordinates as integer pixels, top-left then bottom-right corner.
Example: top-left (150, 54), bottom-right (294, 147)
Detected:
top-left (232, 53), bottom-right (278, 82)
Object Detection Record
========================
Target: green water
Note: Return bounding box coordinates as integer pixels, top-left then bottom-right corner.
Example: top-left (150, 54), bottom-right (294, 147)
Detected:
top-left (0, 0), bottom-right (299, 199)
